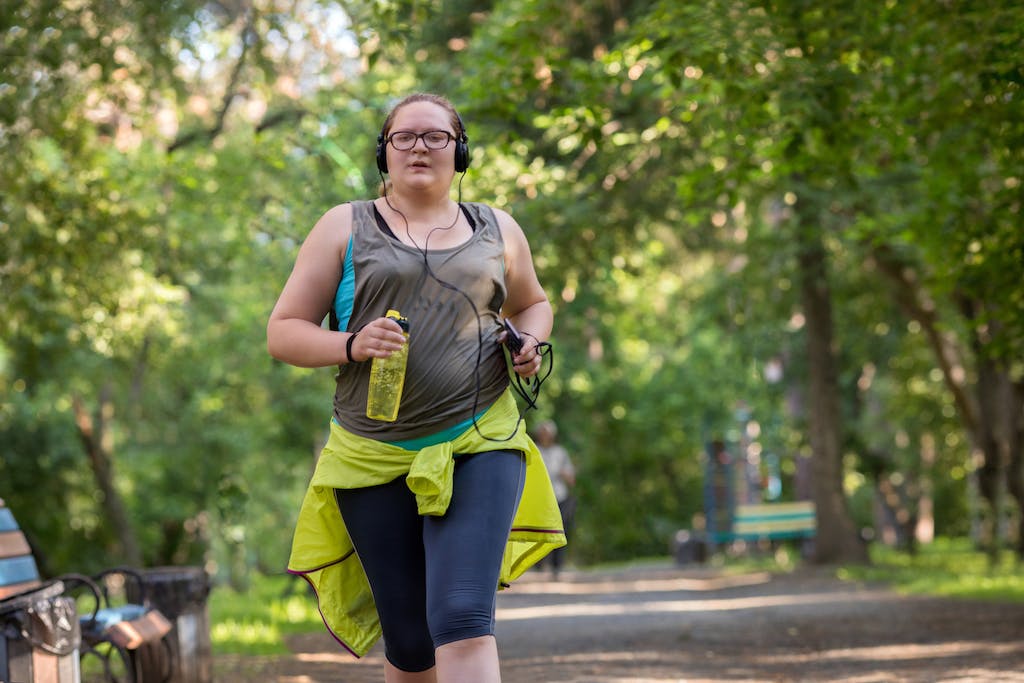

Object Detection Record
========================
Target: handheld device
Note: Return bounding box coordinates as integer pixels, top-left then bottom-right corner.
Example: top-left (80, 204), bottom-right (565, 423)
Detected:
top-left (502, 318), bottom-right (524, 354)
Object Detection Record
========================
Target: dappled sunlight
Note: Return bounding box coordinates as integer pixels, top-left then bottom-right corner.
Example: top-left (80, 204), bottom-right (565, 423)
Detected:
top-left (509, 571), bottom-right (772, 596)
top-left (497, 588), bottom-right (893, 622)
top-left (497, 637), bottom-right (1024, 683)
top-left (211, 619), bottom-right (281, 647)
top-left (759, 640), bottom-right (1024, 666)
top-left (750, 641), bottom-right (1024, 683)
top-left (293, 651), bottom-right (381, 665)
top-left (504, 650), bottom-right (697, 682)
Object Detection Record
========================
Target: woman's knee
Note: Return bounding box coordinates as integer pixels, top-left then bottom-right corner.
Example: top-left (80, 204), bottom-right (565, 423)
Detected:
top-left (427, 589), bottom-right (495, 646)
top-left (383, 628), bottom-right (436, 673)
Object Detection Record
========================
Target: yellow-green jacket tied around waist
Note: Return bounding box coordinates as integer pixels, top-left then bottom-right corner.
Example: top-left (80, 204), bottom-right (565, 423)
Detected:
top-left (287, 390), bottom-right (567, 657)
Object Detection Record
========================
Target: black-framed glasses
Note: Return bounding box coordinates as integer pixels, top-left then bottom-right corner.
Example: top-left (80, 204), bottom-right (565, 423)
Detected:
top-left (386, 130), bottom-right (455, 151)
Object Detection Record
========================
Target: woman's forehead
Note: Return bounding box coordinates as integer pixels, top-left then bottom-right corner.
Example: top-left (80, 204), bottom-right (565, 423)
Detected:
top-left (391, 101), bottom-right (452, 130)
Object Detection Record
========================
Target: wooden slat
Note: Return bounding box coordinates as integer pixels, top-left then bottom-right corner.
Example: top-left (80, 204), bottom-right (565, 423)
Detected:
top-left (735, 501), bottom-right (815, 517)
top-left (32, 648), bottom-right (60, 683)
top-left (58, 646), bottom-right (81, 683)
top-left (106, 609), bottom-right (173, 650)
top-left (0, 530), bottom-right (32, 559)
top-left (0, 555), bottom-right (41, 588)
top-left (734, 518), bottom-right (816, 534)
top-left (0, 503), bottom-right (44, 599)
top-left (732, 501), bottom-right (816, 540)
top-left (5, 631), bottom-right (32, 682)
top-left (0, 508), bottom-right (18, 533)
top-left (0, 579), bottom-right (43, 601)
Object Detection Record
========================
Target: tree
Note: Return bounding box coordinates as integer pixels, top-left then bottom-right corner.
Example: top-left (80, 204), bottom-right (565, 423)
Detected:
top-left (1, 0), bottom-right (377, 577)
top-left (856, 0), bottom-right (1024, 556)
top-left (4, 0), bottom-right (1019, 572)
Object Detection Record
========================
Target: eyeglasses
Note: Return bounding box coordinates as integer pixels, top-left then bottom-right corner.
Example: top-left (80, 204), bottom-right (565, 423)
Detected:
top-left (386, 130), bottom-right (455, 151)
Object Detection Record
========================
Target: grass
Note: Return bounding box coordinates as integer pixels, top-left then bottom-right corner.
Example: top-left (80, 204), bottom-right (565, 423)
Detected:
top-left (208, 573), bottom-right (323, 655)
top-left (838, 536), bottom-right (1024, 602)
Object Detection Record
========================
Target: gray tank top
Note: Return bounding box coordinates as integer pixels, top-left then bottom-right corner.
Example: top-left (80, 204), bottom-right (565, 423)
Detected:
top-left (332, 200), bottom-right (510, 441)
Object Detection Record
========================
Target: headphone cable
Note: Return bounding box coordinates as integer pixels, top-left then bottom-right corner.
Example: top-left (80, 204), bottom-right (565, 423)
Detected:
top-left (378, 171), bottom-right (551, 442)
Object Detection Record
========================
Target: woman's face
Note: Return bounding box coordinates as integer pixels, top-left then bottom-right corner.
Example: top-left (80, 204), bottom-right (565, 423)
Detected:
top-left (385, 101), bottom-right (457, 189)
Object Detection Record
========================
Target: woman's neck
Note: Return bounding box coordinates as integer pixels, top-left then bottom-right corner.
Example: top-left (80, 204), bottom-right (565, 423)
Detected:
top-left (382, 191), bottom-right (457, 224)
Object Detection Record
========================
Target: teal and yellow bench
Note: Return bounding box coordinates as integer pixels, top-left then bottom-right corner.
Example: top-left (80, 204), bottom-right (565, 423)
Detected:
top-left (730, 501), bottom-right (816, 541)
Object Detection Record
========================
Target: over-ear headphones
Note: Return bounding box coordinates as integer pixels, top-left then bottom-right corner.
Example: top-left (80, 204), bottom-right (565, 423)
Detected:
top-left (376, 112), bottom-right (470, 174)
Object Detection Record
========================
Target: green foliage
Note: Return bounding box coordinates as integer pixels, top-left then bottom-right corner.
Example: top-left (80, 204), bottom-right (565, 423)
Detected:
top-left (1, 1), bottom-right (373, 579)
top-left (0, 389), bottom-right (115, 573)
top-left (2, 0), bottom-right (1021, 577)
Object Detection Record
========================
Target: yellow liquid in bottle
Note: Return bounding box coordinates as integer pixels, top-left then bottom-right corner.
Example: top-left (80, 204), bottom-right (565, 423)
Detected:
top-left (366, 310), bottom-right (409, 422)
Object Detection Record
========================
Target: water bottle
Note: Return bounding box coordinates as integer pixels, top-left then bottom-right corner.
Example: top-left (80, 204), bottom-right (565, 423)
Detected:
top-left (366, 309), bottom-right (410, 422)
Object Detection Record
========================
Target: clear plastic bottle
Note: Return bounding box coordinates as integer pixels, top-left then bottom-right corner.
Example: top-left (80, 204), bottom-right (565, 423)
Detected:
top-left (366, 309), bottom-right (410, 422)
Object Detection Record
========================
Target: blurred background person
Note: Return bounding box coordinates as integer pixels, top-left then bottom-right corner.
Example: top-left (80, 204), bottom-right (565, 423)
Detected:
top-left (536, 420), bottom-right (576, 579)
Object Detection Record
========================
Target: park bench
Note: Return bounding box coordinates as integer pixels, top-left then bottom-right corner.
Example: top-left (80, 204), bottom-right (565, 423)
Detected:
top-left (730, 501), bottom-right (817, 542)
top-left (699, 440), bottom-right (817, 558)
top-left (0, 500), bottom-right (42, 601)
top-left (0, 497), bottom-right (173, 682)
top-left (675, 500), bottom-right (817, 564)
top-left (719, 500), bottom-right (817, 559)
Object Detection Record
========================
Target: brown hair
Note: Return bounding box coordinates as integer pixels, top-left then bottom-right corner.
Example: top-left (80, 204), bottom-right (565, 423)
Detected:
top-left (379, 93), bottom-right (465, 140)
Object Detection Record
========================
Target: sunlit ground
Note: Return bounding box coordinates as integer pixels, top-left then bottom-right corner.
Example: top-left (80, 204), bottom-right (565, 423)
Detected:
top-left (209, 538), bottom-right (1024, 669)
top-left (506, 570), bottom-right (772, 595)
top-left (210, 561), bottom-right (1024, 683)
top-left (496, 586), bottom-right (890, 621)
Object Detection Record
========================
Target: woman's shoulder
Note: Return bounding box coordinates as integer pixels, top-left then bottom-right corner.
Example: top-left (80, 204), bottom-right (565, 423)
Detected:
top-left (315, 200), bottom-right (380, 232)
top-left (464, 202), bottom-right (519, 230)
top-left (307, 202), bottom-right (358, 246)
top-left (318, 201), bottom-right (354, 222)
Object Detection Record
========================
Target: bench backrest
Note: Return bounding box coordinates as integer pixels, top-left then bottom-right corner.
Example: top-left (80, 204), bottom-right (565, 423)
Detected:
top-left (732, 501), bottom-right (816, 539)
top-left (0, 498), bottom-right (43, 600)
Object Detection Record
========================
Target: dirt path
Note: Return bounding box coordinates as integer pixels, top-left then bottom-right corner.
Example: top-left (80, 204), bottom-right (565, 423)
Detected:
top-left (215, 563), bottom-right (1024, 682)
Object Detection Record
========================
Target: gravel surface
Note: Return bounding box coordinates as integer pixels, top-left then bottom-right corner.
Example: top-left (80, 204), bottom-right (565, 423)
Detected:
top-left (214, 563), bottom-right (1024, 682)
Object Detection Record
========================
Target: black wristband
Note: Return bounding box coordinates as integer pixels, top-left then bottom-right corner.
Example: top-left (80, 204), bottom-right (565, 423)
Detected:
top-left (345, 332), bottom-right (359, 364)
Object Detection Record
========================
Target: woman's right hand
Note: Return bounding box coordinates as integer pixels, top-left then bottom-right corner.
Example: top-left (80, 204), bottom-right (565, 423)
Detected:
top-left (348, 316), bottom-right (408, 363)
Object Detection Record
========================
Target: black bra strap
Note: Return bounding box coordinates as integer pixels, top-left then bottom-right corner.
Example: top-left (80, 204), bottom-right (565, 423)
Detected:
top-left (372, 203), bottom-right (477, 241)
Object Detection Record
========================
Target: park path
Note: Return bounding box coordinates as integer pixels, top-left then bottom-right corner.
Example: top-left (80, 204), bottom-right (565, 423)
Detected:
top-left (215, 563), bottom-right (1024, 682)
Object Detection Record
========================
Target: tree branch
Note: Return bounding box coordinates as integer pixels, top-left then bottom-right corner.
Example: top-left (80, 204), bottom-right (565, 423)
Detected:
top-left (167, 10), bottom-right (254, 154)
top-left (870, 244), bottom-right (980, 435)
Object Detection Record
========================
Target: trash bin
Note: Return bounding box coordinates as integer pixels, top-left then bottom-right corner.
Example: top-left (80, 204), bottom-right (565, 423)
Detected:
top-left (128, 568), bottom-right (211, 683)
top-left (671, 529), bottom-right (707, 565)
top-left (0, 580), bottom-right (81, 683)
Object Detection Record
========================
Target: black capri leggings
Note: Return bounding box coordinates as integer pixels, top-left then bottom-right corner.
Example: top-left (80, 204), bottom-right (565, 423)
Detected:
top-left (335, 449), bottom-right (525, 672)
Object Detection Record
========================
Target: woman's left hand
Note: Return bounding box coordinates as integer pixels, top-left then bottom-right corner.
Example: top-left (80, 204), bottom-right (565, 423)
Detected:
top-left (508, 338), bottom-right (542, 378)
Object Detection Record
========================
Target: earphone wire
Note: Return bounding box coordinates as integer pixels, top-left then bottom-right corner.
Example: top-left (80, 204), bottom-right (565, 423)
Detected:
top-left (378, 169), bottom-right (552, 443)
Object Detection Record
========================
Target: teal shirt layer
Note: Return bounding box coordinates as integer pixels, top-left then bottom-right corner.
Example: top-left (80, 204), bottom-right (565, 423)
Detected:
top-left (333, 413), bottom-right (484, 451)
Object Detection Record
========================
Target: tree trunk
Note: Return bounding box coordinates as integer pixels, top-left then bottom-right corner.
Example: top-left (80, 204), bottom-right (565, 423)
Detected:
top-left (869, 247), bottom-right (1017, 553)
top-left (796, 220), bottom-right (868, 564)
top-left (72, 387), bottom-right (142, 566)
top-left (1008, 380), bottom-right (1024, 559)
top-left (962, 298), bottom-right (1015, 561)
top-left (915, 432), bottom-right (936, 546)
top-left (973, 355), bottom-right (1004, 559)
